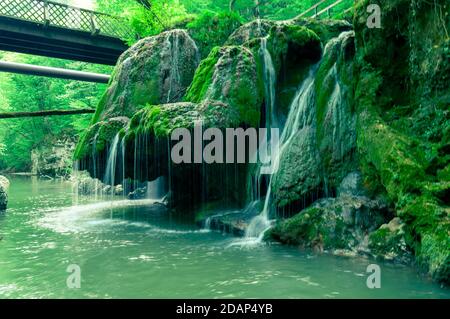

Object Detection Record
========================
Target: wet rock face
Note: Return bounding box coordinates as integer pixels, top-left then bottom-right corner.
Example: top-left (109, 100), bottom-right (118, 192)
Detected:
top-left (271, 31), bottom-right (358, 211)
top-left (98, 29), bottom-right (200, 121)
top-left (0, 175), bottom-right (9, 211)
top-left (272, 126), bottom-right (322, 208)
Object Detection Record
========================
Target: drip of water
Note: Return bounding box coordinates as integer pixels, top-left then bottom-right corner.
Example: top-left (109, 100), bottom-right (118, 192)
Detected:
top-left (146, 176), bottom-right (166, 200)
top-left (103, 133), bottom-right (120, 190)
top-left (165, 32), bottom-right (181, 103)
top-left (121, 135), bottom-right (126, 197)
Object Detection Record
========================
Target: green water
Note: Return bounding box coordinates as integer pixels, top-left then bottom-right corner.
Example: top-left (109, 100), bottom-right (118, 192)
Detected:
top-left (0, 176), bottom-right (448, 299)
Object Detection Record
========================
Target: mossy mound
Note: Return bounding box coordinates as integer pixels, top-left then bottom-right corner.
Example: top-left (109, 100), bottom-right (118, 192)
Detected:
top-left (98, 29), bottom-right (200, 121)
top-left (185, 45), bottom-right (263, 127)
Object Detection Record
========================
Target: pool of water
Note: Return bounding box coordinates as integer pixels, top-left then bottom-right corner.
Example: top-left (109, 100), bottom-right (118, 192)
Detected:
top-left (0, 176), bottom-right (448, 298)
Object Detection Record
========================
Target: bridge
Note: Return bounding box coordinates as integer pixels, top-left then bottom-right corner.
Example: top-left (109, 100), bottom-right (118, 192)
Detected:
top-left (0, 0), bottom-right (133, 65)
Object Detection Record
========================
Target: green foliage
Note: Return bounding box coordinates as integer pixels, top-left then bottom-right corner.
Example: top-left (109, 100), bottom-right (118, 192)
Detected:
top-left (187, 11), bottom-right (243, 58)
top-left (0, 52), bottom-right (110, 171)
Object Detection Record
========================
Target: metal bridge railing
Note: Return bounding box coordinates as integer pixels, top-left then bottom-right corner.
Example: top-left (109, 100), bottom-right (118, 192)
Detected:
top-left (0, 0), bottom-right (134, 40)
top-left (298, 0), bottom-right (354, 19)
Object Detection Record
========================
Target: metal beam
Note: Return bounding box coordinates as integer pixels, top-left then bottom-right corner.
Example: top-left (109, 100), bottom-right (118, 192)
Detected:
top-left (0, 61), bottom-right (110, 83)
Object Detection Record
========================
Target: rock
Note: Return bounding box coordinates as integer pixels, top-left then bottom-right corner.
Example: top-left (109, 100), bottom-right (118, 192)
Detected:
top-left (369, 217), bottom-right (412, 264)
top-left (226, 19), bottom-right (276, 45)
top-left (272, 126), bottom-right (322, 208)
top-left (31, 137), bottom-right (75, 178)
top-left (127, 187), bottom-right (147, 200)
top-left (75, 29), bottom-right (200, 160)
top-left (114, 184), bottom-right (124, 196)
top-left (338, 171), bottom-right (366, 197)
top-left (271, 30), bottom-right (357, 210)
top-left (184, 45), bottom-right (263, 127)
top-left (267, 193), bottom-right (392, 256)
top-left (198, 202), bottom-right (261, 236)
top-left (0, 175), bottom-right (9, 211)
top-left (98, 29), bottom-right (200, 121)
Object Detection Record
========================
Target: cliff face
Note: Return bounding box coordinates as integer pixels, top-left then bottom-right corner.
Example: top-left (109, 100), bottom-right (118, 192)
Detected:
top-left (352, 0), bottom-right (449, 284)
top-left (74, 1), bottom-right (449, 284)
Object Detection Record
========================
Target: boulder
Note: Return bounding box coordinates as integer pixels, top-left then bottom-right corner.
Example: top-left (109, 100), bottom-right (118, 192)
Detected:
top-left (75, 29), bottom-right (201, 160)
top-left (267, 193), bottom-right (392, 255)
top-left (97, 29), bottom-right (200, 121)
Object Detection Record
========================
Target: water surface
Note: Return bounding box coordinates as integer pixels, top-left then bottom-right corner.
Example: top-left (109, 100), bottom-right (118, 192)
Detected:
top-left (0, 176), bottom-right (448, 298)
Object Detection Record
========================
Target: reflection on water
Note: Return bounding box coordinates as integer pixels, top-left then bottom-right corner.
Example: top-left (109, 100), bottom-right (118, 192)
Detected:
top-left (0, 176), bottom-right (449, 299)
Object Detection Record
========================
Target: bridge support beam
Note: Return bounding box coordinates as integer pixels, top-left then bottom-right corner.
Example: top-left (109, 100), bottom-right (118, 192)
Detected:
top-left (0, 109), bottom-right (95, 119)
top-left (0, 61), bottom-right (110, 83)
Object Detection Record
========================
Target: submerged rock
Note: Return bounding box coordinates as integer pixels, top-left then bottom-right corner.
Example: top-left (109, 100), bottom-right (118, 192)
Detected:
top-left (0, 175), bottom-right (9, 211)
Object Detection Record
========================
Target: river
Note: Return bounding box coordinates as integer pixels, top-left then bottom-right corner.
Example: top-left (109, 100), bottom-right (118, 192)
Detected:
top-left (0, 176), bottom-right (448, 298)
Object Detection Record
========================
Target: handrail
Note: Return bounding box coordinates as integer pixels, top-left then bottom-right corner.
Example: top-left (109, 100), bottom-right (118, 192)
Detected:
top-left (297, 0), bottom-right (328, 18)
top-left (297, 0), bottom-right (353, 19)
top-left (313, 0), bottom-right (343, 18)
top-left (0, 0), bottom-right (133, 40)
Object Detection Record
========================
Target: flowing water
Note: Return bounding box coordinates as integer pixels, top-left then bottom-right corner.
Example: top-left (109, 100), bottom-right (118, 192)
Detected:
top-left (0, 176), bottom-right (449, 299)
top-left (246, 68), bottom-right (317, 240)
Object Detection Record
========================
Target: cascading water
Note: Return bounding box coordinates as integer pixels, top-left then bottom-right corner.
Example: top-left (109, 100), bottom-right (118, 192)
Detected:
top-left (103, 133), bottom-right (120, 190)
top-left (245, 68), bottom-right (317, 241)
top-left (165, 32), bottom-right (181, 103)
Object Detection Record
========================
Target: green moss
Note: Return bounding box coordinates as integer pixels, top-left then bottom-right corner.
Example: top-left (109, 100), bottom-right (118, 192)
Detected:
top-left (369, 227), bottom-right (404, 257)
top-left (185, 47), bottom-right (221, 103)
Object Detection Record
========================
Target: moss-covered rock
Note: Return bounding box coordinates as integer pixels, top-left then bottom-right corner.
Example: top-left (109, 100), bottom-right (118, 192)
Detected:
top-left (75, 29), bottom-right (200, 160)
top-left (353, 0), bottom-right (450, 283)
top-left (185, 45), bottom-right (263, 127)
top-left (369, 218), bottom-right (412, 263)
top-left (96, 29), bottom-right (200, 122)
top-left (74, 117), bottom-right (129, 160)
top-left (268, 193), bottom-right (391, 253)
top-left (271, 30), bottom-right (357, 210)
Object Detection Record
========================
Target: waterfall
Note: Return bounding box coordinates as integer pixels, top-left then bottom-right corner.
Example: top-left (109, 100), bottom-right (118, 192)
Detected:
top-left (245, 69), bottom-right (317, 240)
top-left (121, 136), bottom-right (127, 197)
top-left (103, 133), bottom-right (120, 190)
top-left (165, 32), bottom-right (181, 103)
top-left (260, 37), bottom-right (278, 131)
top-left (146, 176), bottom-right (166, 200)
